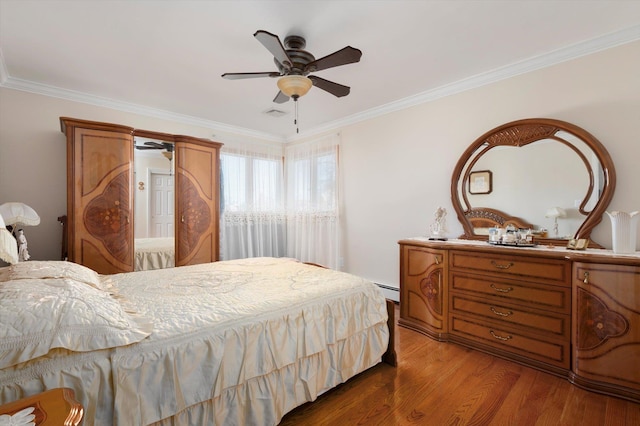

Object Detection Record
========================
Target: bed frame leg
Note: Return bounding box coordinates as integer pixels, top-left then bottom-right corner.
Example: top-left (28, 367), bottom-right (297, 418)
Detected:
top-left (382, 299), bottom-right (397, 366)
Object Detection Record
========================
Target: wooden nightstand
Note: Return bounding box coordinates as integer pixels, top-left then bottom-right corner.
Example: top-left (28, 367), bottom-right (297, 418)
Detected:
top-left (0, 388), bottom-right (83, 425)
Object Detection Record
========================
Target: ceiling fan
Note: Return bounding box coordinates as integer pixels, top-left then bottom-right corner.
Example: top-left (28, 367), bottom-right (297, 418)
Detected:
top-left (135, 141), bottom-right (174, 161)
top-left (221, 30), bottom-right (362, 104)
top-left (135, 141), bottom-right (174, 151)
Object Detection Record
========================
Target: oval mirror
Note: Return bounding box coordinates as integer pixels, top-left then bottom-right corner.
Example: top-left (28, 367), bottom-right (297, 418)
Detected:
top-left (451, 118), bottom-right (616, 247)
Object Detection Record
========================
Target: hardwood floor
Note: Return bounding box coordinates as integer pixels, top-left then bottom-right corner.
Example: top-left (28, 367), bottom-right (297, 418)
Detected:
top-left (279, 304), bottom-right (640, 426)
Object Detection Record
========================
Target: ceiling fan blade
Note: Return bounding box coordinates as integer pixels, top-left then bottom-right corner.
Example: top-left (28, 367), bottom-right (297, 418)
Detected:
top-left (135, 146), bottom-right (160, 150)
top-left (304, 46), bottom-right (362, 73)
top-left (144, 141), bottom-right (165, 149)
top-left (221, 71), bottom-right (280, 80)
top-left (273, 91), bottom-right (289, 104)
top-left (308, 76), bottom-right (350, 98)
top-left (254, 30), bottom-right (292, 69)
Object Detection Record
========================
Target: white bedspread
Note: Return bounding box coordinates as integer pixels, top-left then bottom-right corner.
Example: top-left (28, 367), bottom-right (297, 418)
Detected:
top-left (1, 257), bottom-right (389, 425)
top-left (134, 237), bottom-right (174, 271)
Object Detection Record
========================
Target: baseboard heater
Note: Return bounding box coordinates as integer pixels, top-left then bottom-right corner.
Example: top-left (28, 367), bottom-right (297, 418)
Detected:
top-left (375, 283), bottom-right (399, 302)
top-left (376, 283), bottom-right (399, 293)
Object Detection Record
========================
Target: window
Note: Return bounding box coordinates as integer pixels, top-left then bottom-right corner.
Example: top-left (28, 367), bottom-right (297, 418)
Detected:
top-left (221, 152), bottom-right (283, 212)
top-left (285, 135), bottom-right (340, 269)
top-left (220, 134), bottom-right (341, 269)
top-left (220, 146), bottom-right (285, 260)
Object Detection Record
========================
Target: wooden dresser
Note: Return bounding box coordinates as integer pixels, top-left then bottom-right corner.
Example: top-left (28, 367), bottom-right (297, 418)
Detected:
top-left (399, 238), bottom-right (640, 403)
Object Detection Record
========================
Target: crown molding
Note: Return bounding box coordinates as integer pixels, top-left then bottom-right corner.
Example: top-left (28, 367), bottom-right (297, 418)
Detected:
top-left (1, 25), bottom-right (638, 144)
top-left (287, 25), bottom-right (640, 142)
top-left (0, 74), bottom-right (284, 143)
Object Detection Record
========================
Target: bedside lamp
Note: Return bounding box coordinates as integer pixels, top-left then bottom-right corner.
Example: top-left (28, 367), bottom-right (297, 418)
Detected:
top-left (545, 207), bottom-right (566, 237)
top-left (0, 202), bottom-right (40, 261)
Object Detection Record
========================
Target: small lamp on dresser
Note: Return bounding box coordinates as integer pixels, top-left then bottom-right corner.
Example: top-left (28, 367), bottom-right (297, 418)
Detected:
top-left (545, 206), bottom-right (566, 237)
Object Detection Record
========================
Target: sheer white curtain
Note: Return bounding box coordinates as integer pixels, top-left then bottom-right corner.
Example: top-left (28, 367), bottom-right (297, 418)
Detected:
top-left (285, 134), bottom-right (341, 269)
top-left (220, 142), bottom-right (286, 260)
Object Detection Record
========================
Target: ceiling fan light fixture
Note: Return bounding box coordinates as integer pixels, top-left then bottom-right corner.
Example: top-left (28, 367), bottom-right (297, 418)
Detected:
top-left (277, 75), bottom-right (312, 98)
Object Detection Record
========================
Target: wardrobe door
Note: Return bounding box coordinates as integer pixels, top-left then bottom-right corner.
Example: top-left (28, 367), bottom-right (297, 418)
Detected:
top-left (62, 118), bottom-right (135, 274)
top-left (174, 137), bottom-right (222, 266)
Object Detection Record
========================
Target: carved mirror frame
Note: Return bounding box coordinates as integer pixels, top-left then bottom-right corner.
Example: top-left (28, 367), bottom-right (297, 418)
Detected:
top-left (451, 118), bottom-right (616, 247)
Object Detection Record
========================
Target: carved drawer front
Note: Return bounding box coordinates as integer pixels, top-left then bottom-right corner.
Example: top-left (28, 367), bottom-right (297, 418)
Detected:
top-left (450, 251), bottom-right (570, 286)
top-left (399, 245), bottom-right (447, 337)
top-left (451, 293), bottom-right (570, 339)
top-left (450, 315), bottom-right (570, 369)
top-left (450, 272), bottom-right (571, 313)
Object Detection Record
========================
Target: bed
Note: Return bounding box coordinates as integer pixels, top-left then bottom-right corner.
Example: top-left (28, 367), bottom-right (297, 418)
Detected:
top-left (0, 258), bottom-right (393, 425)
top-left (135, 237), bottom-right (175, 271)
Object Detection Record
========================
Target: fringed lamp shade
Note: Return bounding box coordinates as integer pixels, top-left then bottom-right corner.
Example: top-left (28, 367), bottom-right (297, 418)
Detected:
top-left (0, 202), bottom-right (41, 229)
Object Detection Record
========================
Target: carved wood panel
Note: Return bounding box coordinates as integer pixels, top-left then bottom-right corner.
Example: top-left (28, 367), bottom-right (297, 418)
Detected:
top-left (84, 171), bottom-right (132, 264)
top-left (573, 262), bottom-right (640, 402)
top-left (176, 175), bottom-right (211, 257)
top-left (400, 245), bottom-right (447, 337)
top-left (65, 122), bottom-right (134, 274)
top-left (419, 270), bottom-right (443, 316)
top-left (175, 139), bottom-right (221, 266)
top-left (576, 287), bottom-right (628, 350)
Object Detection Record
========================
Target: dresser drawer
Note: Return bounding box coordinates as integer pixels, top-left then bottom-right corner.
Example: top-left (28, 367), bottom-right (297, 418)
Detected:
top-left (450, 272), bottom-right (571, 313)
top-left (450, 293), bottom-right (570, 339)
top-left (450, 315), bottom-right (570, 369)
top-left (450, 250), bottom-right (570, 285)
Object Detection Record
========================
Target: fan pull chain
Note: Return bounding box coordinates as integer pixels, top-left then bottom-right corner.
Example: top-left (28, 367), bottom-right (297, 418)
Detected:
top-left (294, 96), bottom-right (300, 134)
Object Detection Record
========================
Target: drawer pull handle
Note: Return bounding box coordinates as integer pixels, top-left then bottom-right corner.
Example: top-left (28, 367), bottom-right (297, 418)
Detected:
top-left (583, 271), bottom-right (590, 284)
top-left (490, 307), bottom-right (513, 317)
top-left (491, 260), bottom-right (514, 270)
top-left (490, 284), bottom-right (513, 293)
top-left (490, 330), bottom-right (512, 341)
top-left (435, 256), bottom-right (441, 265)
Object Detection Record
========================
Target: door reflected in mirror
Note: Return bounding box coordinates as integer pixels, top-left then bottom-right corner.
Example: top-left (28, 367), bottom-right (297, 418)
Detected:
top-left (134, 137), bottom-right (174, 238)
top-left (134, 137), bottom-right (175, 270)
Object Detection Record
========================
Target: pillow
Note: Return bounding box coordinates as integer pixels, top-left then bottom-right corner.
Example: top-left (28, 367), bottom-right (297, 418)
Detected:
top-left (0, 277), bottom-right (153, 369)
top-left (0, 260), bottom-right (103, 290)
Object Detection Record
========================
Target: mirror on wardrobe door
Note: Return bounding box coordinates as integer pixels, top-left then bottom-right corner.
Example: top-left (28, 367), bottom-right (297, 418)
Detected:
top-left (134, 137), bottom-right (175, 270)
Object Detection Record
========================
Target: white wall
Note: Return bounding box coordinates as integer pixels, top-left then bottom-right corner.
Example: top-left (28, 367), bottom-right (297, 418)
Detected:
top-left (1, 41), bottom-right (639, 292)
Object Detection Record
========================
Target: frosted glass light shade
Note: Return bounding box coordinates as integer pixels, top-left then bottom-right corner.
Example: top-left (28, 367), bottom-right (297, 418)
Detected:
top-left (277, 75), bottom-right (312, 98)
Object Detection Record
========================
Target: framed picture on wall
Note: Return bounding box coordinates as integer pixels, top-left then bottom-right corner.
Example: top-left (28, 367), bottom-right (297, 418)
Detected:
top-left (469, 170), bottom-right (492, 194)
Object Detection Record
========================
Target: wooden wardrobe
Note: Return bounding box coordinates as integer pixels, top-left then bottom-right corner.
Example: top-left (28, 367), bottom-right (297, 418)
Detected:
top-left (60, 117), bottom-right (222, 274)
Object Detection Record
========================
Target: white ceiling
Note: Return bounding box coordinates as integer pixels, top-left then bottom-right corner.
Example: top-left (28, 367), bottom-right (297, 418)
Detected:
top-left (1, 1), bottom-right (639, 141)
